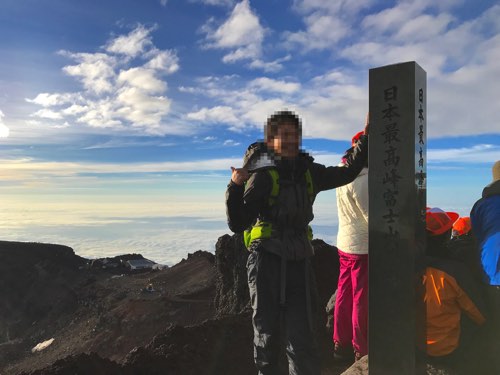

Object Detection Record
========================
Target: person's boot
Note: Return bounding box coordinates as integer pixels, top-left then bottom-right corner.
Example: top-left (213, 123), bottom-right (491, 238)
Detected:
top-left (354, 351), bottom-right (364, 361)
top-left (333, 341), bottom-right (353, 362)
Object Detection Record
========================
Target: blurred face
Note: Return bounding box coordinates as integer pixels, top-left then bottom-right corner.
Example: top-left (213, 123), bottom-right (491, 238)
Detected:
top-left (267, 123), bottom-right (300, 159)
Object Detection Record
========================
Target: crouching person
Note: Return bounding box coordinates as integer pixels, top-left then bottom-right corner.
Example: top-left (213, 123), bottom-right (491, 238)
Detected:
top-left (424, 208), bottom-right (486, 372)
top-left (225, 110), bottom-right (368, 375)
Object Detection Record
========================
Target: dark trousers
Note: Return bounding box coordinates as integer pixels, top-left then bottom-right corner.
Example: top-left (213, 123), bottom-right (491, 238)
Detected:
top-left (485, 285), bottom-right (500, 371)
top-left (247, 250), bottom-right (320, 375)
top-left (486, 285), bottom-right (500, 332)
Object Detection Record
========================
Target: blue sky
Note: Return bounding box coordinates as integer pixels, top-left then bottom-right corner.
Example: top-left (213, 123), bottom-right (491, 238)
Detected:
top-left (0, 0), bottom-right (499, 264)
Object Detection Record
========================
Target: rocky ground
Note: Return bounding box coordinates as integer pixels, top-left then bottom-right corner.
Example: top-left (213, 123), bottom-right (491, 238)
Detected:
top-left (0, 237), bottom-right (497, 375)
top-left (0, 241), bottom-right (216, 374)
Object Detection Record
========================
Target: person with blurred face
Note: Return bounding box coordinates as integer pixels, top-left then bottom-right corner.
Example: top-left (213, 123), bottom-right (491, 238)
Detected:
top-left (332, 131), bottom-right (369, 363)
top-left (451, 217), bottom-right (472, 239)
top-left (226, 110), bottom-right (369, 375)
top-left (448, 216), bottom-right (482, 281)
top-left (470, 160), bottom-right (500, 369)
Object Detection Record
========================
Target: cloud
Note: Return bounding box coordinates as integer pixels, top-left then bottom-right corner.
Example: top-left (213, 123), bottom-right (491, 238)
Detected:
top-left (361, 0), bottom-right (459, 40)
top-left (310, 70), bottom-right (350, 85)
top-left (341, 42), bottom-right (451, 78)
top-left (186, 105), bottom-right (239, 124)
top-left (1, 191), bottom-right (228, 265)
top-left (200, 3), bottom-right (289, 72)
top-left (62, 104), bottom-right (88, 116)
top-left (31, 108), bottom-right (64, 120)
top-left (291, 0), bottom-right (372, 15)
top-left (20, 3), bottom-right (500, 142)
top-left (249, 77), bottom-right (300, 94)
top-left (282, 0), bottom-right (374, 51)
top-left (247, 56), bottom-right (291, 72)
top-left (223, 139), bottom-right (240, 146)
top-left (26, 25), bottom-right (181, 136)
top-left (183, 69), bottom-right (366, 139)
top-left (183, 75), bottom-right (298, 123)
top-left (74, 99), bottom-right (123, 129)
top-left (189, 3), bottom-right (500, 139)
top-left (339, 3), bottom-right (480, 77)
top-left (361, 1), bottom-right (426, 35)
top-left (25, 93), bottom-right (81, 107)
top-left (1, 214), bottom-right (227, 265)
top-left (342, 4), bottom-right (499, 76)
top-left (61, 52), bottom-right (117, 95)
top-left (145, 49), bottom-right (179, 73)
top-left (394, 14), bottom-right (454, 42)
top-left (83, 139), bottom-right (175, 149)
top-left (0, 110), bottom-right (10, 138)
top-left (428, 144), bottom-right (500, 164)
top-left (283, 13), bottom-right (350, 51)
top-left (343, 4), bottom-right (500, 138)
top-left (201, 0), bottom-right (265, 63)
top-left (116, 87), bottom-right (171, 129)
top-left (0, 157), bottom-right (242, 181)
top-left (53, 122), bottom-right (70, 129)
top-left (185, 79), bottom-right (291, 132)
top-left (105, 25), bottom-right (154, 58)
top-left (189, 0), bottom-right (235, 6)
top-left (117, 67), bottom-right (167, 93)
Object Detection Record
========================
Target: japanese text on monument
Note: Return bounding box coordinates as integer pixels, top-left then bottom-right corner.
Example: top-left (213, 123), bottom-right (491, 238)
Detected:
top-left (417, 88), bottom-right (426, 188)
top-left (381, 86), bottom-right (401, 250)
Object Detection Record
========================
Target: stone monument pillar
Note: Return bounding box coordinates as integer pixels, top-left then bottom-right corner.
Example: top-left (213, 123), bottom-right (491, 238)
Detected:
top-left (368, 61), bottom-right (427, 374)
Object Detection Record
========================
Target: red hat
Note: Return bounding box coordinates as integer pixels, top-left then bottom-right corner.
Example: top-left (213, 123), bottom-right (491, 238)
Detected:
top-left (351, 131), bottom-right (364, 146)
top-left (452, 217), bottom-right (471, 237)
top-left (426, 207), bottom-right (459, 236)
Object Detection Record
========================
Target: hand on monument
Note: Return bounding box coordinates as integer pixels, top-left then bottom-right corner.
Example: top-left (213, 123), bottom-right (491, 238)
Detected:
top-left (230, 166), bottom-right (249, 186)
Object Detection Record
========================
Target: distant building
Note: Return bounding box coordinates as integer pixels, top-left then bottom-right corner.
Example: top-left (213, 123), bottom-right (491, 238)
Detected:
top-left (88, 258), bottom-right (120, 269)
top-left (126, 259), bottom-right (156, 270)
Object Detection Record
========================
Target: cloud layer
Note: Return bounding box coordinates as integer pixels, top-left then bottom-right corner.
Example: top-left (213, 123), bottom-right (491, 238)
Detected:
top-left (1, 143), bottom-right (496, 190)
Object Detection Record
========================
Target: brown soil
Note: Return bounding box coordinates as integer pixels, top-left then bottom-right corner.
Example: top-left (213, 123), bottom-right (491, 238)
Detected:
top-left (0, 242), bottom-right (216, 374)
top-left (8, 237), bottom-right (485, 375)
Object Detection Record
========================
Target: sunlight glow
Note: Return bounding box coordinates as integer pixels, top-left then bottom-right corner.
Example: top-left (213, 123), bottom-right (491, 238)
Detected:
top-left (0, 110), bottom-right (9, 137)
top-left (0, 125), bottom-right (8, 138)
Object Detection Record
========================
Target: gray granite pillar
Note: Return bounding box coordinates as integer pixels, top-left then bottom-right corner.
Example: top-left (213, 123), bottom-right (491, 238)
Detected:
top-left (368, 61), bottom-right (427, 374)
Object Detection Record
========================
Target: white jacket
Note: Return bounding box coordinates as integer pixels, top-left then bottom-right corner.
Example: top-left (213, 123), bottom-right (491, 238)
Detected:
top-left (336, 167), bottom-right (368, 255)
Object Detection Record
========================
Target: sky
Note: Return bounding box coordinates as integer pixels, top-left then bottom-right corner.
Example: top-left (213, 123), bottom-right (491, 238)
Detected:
top-left (0, 0), bottom-right (499, 265)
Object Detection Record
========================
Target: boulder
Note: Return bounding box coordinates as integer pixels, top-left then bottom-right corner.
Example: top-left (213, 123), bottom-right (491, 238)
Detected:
top-left (214, 234), bottom-right (251, 317)
top-left (22, 353), bottom-right (122, 375)
top-left (124, 313), bottom-right (254, 375)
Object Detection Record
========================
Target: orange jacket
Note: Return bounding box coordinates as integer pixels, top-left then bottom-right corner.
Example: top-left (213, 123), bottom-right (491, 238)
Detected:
top-left (424, 257), bottom-right (486, 357)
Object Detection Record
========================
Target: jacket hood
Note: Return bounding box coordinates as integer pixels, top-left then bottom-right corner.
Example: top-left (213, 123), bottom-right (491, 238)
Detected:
top-left (242, 142), bottom-right (274, 171)
top-left (482, 179), bottom-right (500, 198)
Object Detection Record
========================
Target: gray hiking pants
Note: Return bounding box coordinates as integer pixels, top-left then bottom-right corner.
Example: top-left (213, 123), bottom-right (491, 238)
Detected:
top-left (247, 249), bottom-right (320, 375)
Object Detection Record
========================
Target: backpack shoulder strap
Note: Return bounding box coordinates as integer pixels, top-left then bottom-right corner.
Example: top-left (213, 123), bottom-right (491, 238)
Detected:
top-left (267, 169), bottom-right (279, 206)
top-left (305, 168), bottom-right (314, 202)
top-left (267, 168), bottom-right (314, 205)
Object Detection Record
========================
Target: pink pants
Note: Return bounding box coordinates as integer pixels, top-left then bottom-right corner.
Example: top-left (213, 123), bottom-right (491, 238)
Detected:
top-left (333, 249), bottom-right (368, 355)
